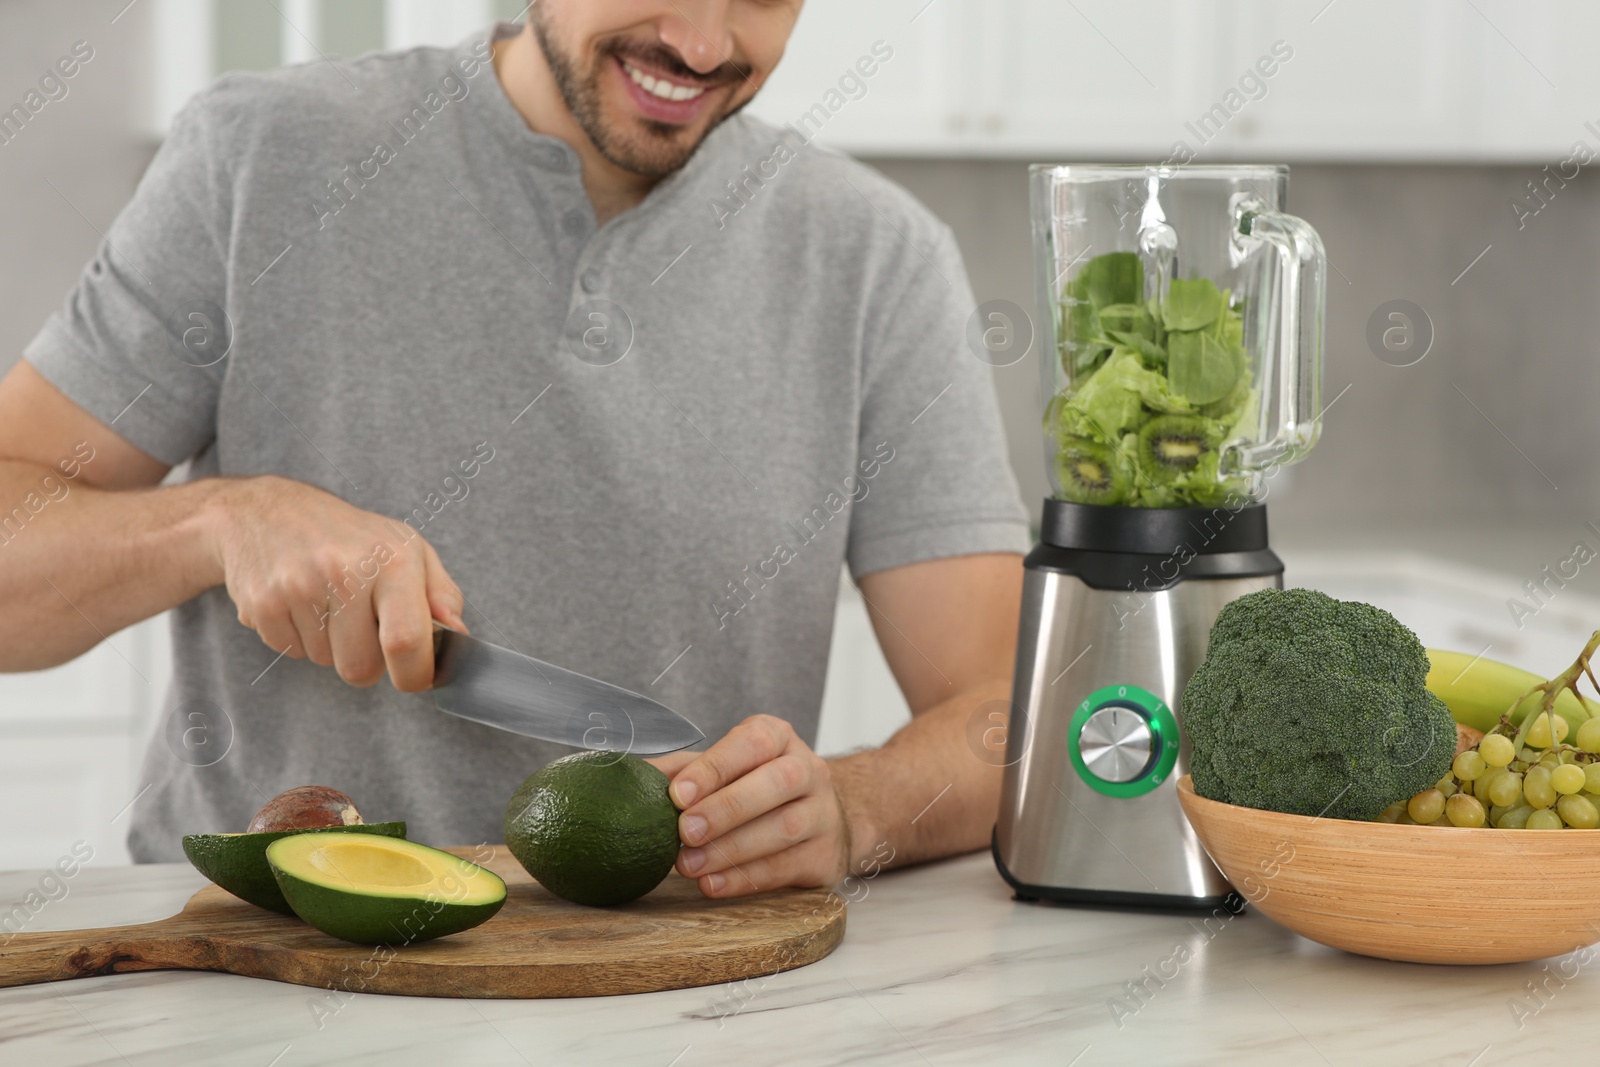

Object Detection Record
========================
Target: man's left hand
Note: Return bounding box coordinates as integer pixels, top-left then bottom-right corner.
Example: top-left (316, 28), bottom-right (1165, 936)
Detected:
top-left (646, 714), bottom-right (850, 898)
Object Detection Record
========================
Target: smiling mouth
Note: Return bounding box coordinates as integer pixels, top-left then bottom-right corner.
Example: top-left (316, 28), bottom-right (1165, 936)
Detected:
top-left (619, 57), bottom-right (711, 103)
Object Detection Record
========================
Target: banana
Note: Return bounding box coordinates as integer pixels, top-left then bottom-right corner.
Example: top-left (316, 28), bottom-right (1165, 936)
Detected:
top-left (1426, 648), bottom-right (1598, 733)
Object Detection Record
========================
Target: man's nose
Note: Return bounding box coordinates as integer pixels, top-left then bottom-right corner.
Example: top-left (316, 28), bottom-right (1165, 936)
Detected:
top-left (656, 0), bottom-right (737, 75)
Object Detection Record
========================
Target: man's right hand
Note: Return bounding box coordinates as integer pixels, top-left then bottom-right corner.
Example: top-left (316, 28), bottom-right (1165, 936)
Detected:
top-left (204, 475), bottom-right (467, 692)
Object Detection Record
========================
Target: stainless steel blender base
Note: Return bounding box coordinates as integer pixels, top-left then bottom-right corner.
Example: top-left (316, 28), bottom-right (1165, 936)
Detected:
top-left (994, 564), bottom-right (1281, 908)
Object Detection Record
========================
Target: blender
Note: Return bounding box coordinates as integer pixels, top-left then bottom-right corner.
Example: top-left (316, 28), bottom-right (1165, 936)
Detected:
top-left (992, 164), bottom-right (1326, 908)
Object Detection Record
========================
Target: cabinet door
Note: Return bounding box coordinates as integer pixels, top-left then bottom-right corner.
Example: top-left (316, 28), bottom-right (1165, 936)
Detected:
top-left (0, 736), bottom-right (139, 870)
top-left (982, 0), bottom-right (1217, 158)
top-left (0, 615), bottom-right (170, 870)
top-left (744, 0), bottom-right (956, 154)
top-left (814, 571), bottom-right (911, 758)
top-left (1469, 0), bottom-right (1600, 160)
top-left (1215, 0), bottom-right (1473, 160)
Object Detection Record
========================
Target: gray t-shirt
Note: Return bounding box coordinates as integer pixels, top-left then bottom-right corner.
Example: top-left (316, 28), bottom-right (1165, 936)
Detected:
top-left (25, 27), bottom-right (1029, 861)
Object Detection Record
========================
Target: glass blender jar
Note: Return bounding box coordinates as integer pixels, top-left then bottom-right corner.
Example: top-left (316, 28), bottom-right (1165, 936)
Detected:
top-left (993, 165), bottom-right (1327, 908)
top-left (1040, 164), bottom-right (1325, 509)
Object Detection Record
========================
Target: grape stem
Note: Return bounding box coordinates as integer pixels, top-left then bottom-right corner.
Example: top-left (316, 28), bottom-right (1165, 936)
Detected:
top-left (1507, 630), bottom-right (1600, 752)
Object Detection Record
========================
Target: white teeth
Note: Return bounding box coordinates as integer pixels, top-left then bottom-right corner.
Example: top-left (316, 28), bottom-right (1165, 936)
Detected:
top-left (622, 60), bottom-right (707, 103)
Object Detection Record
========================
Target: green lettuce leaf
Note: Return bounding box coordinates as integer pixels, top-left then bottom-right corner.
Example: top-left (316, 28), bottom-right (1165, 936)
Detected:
top-left (1162, 277), bottom-right (1224, 331)
top-left (1167, 331), bottom-right (1241, 406)
top-left (1080, 252), bottom-right (1141, 309)
top-left (1097, 302), bottom-right (1154, 341)
top-left (1108, 331), bottom-right (1167, 368)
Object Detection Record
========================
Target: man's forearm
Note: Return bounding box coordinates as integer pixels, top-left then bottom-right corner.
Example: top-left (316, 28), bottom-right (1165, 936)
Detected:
top-left (828, 676), bottom-right (1012, 876)
top-left (0, 460), bottom-right (224, 670)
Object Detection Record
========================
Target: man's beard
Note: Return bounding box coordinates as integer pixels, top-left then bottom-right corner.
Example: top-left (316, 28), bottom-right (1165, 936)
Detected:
top-left (529, 13), bottom-right (750, 179)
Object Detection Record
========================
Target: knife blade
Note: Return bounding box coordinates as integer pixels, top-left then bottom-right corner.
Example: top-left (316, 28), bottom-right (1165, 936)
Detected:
top-left (430, 626), bottom-right (704, 755)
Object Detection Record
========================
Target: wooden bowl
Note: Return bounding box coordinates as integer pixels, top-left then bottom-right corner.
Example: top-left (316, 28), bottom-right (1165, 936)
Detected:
top-left (1176, 775), bottom-right (1600, 965)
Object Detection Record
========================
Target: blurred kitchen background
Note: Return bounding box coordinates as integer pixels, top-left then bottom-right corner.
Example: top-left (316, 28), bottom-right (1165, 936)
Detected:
top-left (3, 0), bottom-right (1599, 867)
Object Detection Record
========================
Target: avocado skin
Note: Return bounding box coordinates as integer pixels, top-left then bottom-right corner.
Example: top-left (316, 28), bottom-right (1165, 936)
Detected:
top-left (266, 835), bottom-right (506, 946)
top-left (504, 752), bottom-right (681, 907)
top-left (182, 822), bottom-right (407, 915)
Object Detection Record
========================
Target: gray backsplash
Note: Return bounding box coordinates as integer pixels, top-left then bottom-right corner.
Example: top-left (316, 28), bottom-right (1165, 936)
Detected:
top-left (865, 158), bottom-right (1600, 550)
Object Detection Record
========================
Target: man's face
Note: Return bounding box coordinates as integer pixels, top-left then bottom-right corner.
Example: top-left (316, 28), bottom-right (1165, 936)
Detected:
top-left (530, 0), bottom-right (803, 179)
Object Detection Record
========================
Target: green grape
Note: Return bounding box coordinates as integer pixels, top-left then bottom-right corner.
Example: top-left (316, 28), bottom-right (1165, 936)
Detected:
top-left (1557, 717), bottom-right (1571, 742)
top-left (1489, 803), bottom-right (1511, 823)
top-left (1525, 767), bottom-right (1558, 809)
top-left (1552, 764), bottom-right (1587, 795)
top-left (1439, 780), bottom-right (1458, 798)
top-left (1407, 789), bottom-right (1446, 825)
top-left (1446, 793), bottom-right (1487, 828)
top-left (1587, 765), bottom-right (1600, 794)
top-left (1497, 805), bottom-right (1535, 829)
top-left (1528, 715), bottom-right (1555, 748)
top-left (1480, 734), bottom-right (1516, 767)
top-left (1374, 802), bottom-right (1404, 823)
top-left (1558, 794), bottom-right (1600, 829)
top-left (1487, 772), bottom-right (1524, 808)
top-left (1518, 748), bottom-right (1538, 764)
top-left (1577, 718), bottom-right (1600, 754)
top-left (1453, 750), bottom-right (1488, 781)
top-left (1527, 808), bottom-right (1564, 830)
top-left (1472, 772), bottom-right (1495, 802)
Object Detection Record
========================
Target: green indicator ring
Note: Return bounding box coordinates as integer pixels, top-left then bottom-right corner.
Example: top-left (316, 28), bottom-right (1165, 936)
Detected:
top-left (1069, 683), bottom-right (1180, 798)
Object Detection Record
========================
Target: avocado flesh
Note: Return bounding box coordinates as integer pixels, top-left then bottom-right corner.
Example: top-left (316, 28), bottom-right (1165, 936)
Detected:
top-left (504, 751), bottom-right (681, 908)
top-left (182, 821), bottom-right (407, 915)
top-left (266, 833), bottom-right (506, 945)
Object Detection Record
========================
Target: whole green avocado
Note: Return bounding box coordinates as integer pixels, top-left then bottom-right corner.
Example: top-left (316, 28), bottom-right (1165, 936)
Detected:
top-left (503, 751), bottom-right (682, 907)
top-left (1182, 587), bottom-right (1456, 821)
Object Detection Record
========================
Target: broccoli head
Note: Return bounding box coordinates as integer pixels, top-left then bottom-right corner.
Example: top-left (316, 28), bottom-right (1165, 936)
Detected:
top-left (1183, 587), bottom-right (1455, 821)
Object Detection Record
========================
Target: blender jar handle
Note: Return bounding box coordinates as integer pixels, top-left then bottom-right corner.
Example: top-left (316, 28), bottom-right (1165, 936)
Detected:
top-left (1230, 201), bottom-right (1326, 472)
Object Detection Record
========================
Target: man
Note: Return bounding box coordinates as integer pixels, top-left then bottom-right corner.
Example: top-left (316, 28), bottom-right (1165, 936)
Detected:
top-left (0, 1), bottom-right (1028, 898)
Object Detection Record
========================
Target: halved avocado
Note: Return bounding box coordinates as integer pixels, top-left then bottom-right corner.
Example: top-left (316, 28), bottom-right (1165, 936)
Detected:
top-left (182, 822), bottom-right (406, 915)
top-left (266, 833), bottom-right (506, 945)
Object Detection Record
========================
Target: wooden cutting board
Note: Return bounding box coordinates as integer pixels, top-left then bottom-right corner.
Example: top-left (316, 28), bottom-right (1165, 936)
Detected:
top-left (0, 846), bottom-right (846, 998)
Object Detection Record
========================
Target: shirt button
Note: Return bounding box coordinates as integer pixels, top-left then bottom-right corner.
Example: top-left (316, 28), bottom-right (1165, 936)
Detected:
top-left (536, 144), bottom-right (570, 172)
top-left (561, 208), bottom-right (589, 236)
top-left (580, 269), bottom-right (602, 293)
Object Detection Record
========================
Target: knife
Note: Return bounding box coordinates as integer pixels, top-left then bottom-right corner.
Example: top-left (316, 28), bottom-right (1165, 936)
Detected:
top-left (430, 625), bottom-right (704, 755)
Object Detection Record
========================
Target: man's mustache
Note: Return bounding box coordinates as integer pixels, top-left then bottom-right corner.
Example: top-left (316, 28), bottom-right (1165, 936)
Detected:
top-left (600, 40), bottom-right (750, 87)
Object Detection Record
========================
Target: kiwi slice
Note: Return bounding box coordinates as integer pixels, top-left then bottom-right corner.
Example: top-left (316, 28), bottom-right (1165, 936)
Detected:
top-left (1138, 415), bottom-right (1213, 484)
top-left (1056, 437), bottom-right (1129, 506)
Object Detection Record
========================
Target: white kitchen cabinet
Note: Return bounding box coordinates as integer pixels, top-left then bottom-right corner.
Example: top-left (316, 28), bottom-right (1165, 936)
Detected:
top-left (748, 0), bottom-right (1594, 162)
top-left (976, 0), bottom-right (1218, 158)
top-left (0, 736), bottom-right (144, 871)
top-left (744, 0), bottom-right (955, 154)
top-left (814, 570), bottom-right (912, 758)
top-left (0, 615), bottom-right (170, 871)
top-left (1216, 0), bottom-right (1475, 161)
top-left (1468, 0), bottom-right (1600, 161)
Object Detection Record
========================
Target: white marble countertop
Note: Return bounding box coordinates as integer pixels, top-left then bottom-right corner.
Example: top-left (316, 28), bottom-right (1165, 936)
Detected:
top-left (2, 851), bottom-right (1596, 1066)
